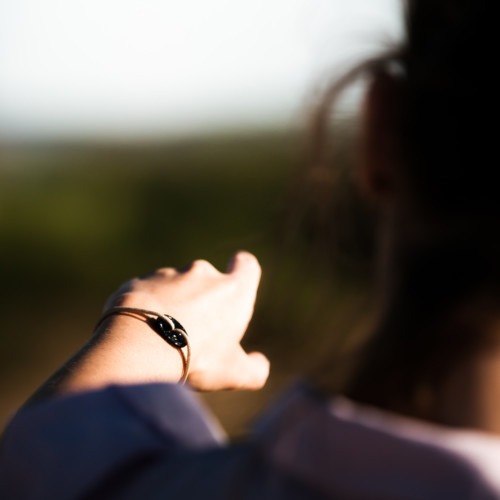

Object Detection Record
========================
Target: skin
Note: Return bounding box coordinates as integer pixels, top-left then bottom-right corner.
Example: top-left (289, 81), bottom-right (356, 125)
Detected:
top-left (34, 251), bottom-right (270, 399)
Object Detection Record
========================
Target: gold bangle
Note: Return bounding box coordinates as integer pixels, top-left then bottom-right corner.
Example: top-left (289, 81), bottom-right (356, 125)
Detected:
top-left (95, 306), bottom-right (191, 384)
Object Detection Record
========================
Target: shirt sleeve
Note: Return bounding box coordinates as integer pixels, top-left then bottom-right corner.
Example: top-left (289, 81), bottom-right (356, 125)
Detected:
top-left (0, 383), bottom-right (226, 500)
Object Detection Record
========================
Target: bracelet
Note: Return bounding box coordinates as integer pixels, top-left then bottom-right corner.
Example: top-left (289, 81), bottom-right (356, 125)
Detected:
top-left (95, 306), bottom-right (191, 384)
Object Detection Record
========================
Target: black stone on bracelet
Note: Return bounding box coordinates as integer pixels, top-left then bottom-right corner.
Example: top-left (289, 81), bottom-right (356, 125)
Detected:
top-left (150, 316), bottom-right (188, 349)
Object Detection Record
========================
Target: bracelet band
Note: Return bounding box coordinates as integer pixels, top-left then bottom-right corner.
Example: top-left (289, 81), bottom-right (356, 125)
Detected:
top-left (95, 306), bottom-right (191, 384)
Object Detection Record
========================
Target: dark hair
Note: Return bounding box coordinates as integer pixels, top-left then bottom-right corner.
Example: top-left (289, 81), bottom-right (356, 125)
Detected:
top-left (309, 0), bottom-right (500, 422)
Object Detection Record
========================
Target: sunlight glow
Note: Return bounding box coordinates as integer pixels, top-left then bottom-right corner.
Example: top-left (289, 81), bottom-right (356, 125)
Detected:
top-left (0, 0), bottom-right (401, 139)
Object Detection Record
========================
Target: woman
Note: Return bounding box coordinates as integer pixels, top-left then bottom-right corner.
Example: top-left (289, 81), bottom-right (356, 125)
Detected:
top-left (2, 0), bottom-right (500, 497)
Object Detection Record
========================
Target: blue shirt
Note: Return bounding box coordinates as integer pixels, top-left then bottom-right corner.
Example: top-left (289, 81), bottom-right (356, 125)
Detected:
top-left (1, 382), bottom-right (500, 499)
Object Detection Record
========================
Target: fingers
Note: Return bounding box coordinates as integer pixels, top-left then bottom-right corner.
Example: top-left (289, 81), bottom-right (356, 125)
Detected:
top-left (138, 252), bottom-right (258, 282)
top-left (226, 251), bottom-right (261, 288)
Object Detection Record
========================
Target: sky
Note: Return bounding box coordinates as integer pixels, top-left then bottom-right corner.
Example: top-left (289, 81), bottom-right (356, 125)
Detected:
top-left (0, 0), bottom-right (401, 140)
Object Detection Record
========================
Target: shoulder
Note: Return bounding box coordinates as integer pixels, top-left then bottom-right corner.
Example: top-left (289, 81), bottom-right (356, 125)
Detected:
top-left (0, 383), bottom-right (225, 499)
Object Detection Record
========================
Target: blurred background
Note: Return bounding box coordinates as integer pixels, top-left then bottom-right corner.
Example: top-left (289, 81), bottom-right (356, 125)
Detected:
top-left (0, 0), bottom-right (401, 435)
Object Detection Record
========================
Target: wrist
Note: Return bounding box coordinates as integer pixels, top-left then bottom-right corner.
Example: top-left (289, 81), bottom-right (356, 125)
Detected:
top-left (58, 313), bottom-right (184, 395)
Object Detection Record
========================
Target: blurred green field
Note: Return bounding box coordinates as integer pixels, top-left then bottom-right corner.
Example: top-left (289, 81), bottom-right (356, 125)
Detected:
top-left (0, 127), bottom-right (372, 435)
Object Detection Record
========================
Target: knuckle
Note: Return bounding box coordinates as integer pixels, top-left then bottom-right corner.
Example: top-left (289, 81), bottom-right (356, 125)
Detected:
top-left (191, 259), bottom-right (216, 274)
top-left (154, 267), bottom-right (177, 278)
top-left (238, 251), bottom-right (260, 268)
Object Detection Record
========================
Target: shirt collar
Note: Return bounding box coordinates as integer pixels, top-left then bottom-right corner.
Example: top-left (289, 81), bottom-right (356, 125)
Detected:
top-left (252, 382), bottom-right (500, 498)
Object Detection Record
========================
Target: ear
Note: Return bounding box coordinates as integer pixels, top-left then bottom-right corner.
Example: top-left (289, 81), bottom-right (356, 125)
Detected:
top-left (357, 70), bottom-right (403, 204)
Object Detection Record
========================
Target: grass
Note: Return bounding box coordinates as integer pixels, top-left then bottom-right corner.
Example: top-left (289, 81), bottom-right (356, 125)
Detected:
top-left (0, 126), bottom-right (371, 434)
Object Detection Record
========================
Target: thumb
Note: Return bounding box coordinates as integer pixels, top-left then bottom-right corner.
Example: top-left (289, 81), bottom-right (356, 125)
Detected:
top-left (231, 350), bottom-right (270, 390)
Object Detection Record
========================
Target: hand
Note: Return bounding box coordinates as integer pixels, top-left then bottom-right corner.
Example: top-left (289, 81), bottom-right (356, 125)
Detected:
top-left (27, 251), bottom-right (269, 406)
top-left (104, 251), bottom-right (270, 391)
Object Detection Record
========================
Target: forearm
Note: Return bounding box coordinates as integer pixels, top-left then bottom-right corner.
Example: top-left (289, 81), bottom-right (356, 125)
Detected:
top-left (27, 314), bottom-right (184, 404)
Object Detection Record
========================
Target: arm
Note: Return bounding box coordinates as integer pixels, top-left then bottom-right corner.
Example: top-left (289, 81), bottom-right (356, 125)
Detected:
top-left (28, 251), bottom-right (270, 403)
top-left (1, 252), bottom-right (270, 498)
